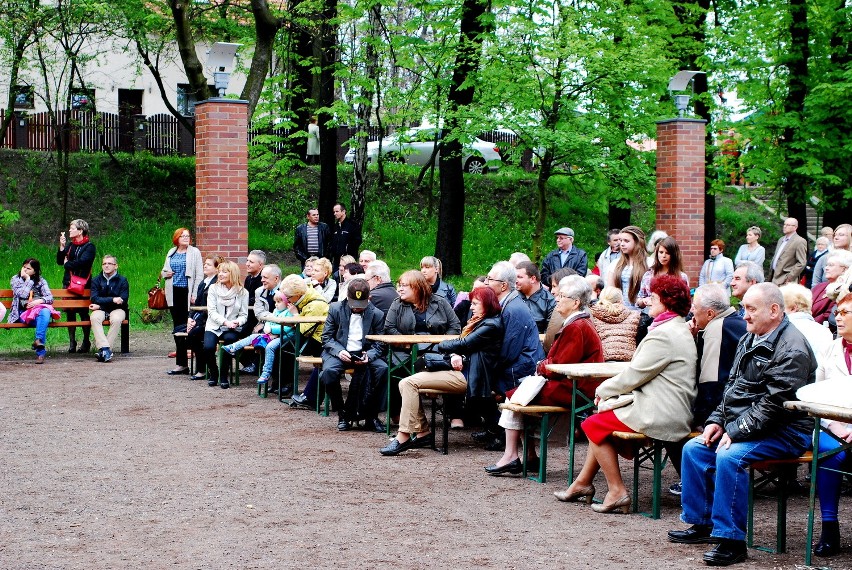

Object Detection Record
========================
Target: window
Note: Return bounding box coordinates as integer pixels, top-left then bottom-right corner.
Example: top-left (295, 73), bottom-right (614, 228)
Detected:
top-left (177, 83), bottom-right (216, 116)
top-left (13, 85), bottom-right (34, 109)
top-left (71, 88), bottom-right (95, 111)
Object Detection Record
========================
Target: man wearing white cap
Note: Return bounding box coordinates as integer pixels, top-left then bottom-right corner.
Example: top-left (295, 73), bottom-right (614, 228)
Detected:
top-left (540, 227), bottom-right (588, 286)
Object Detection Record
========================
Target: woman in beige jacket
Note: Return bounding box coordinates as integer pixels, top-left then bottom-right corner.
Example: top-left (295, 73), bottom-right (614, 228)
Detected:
top-left (555, 274), bottom-right (697, 514)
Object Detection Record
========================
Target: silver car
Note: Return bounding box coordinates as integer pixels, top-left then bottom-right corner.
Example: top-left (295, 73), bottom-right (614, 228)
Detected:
top-left (344, 127), bottom-right (501, 174)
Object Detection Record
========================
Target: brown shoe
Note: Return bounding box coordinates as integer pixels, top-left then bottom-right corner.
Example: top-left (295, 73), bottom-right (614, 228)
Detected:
top-left (36, 355), bottom-right (45, 364)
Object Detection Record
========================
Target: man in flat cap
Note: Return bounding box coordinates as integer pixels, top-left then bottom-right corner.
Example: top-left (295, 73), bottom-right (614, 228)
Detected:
top-left (540, 227), bottom-right (588, 286)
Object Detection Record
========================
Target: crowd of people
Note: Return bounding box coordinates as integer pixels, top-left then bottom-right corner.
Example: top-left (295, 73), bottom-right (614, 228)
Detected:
top-left (7, 210), bottom-right (852, 567)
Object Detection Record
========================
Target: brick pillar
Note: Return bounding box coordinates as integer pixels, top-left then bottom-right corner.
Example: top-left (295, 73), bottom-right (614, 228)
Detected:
top-left (656, 118), bottom-right (707, 285)
top-left (195, 98), bottom-right (249, 267)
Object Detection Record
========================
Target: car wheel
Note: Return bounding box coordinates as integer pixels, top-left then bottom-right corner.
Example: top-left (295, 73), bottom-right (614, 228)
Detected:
top-left (465, 157), bottom-right (486, 174)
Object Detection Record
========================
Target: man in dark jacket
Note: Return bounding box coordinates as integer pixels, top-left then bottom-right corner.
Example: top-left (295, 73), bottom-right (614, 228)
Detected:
top-left (540, 227), bottom-right (588, 286)
top-left (516, 261), bottom-right (556, 334)
top-left (668, 283), bottom-right (815, 567)
top-left (293, 208), bottom-right (330, 269)
top-left (330, 203), bottom-right (363, 268)
top-left (88, 255), bottom-right (129, 363)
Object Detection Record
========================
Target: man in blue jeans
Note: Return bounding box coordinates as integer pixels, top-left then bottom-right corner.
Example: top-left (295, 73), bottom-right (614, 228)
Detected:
top-left (668, 282), bottom-right (816, 566)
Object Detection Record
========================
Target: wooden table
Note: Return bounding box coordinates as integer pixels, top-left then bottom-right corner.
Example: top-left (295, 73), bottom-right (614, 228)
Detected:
top-left (784, 400), bottom-right (852, 566)
top-left (366, 334), bottom-right (458, 435)
top-left (264, 314), bottom-right (327, 401)
top-left (545, 361), bottom-right (629, 480)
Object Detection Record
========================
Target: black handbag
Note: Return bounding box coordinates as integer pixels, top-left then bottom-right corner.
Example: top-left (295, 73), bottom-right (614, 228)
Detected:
top-left (423, 352), bottom-right (453, 372)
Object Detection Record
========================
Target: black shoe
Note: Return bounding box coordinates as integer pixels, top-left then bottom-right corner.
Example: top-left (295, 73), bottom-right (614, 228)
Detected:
top-left (525, 456), bottom-right (540, 473)
top-left (668, 525), bottom-right (718, 544)
top-left (703, 540), bottom-right (747, 566)
top-left (485, 458), bottom-right (523, 475)
top-left (77, 341), bottom-right (91, 354)
top-left (472, 429), bottom-right (497, 443)
top-left (410, 433), bottom-right (434, 449)
top-left (484, 437), bottom-right (506, 451)
top-left (96, 348), bottom-right (105, 362)
top-left (371, 418), bottom-right (386, 433)
top-left (338, 419), bottom-right (351, 431)
top-left (208, 377), bottom-right (219, 387)
top-left (167, 367), bottom-right (190, 376)
top-left (269, 388), bottom-right (280, 395)
top-left (68, 341), bottom-right (77, 353)
top-left (289, 393), bottom-right (314, 410)
top-left (380, 438), bottom-right (415, 456)
top-left (220, 381), bottom-right (230, 389)
top-left (102, 348), bottom-right (113, 363)
top-left (190, 373), bottom-right (206, 381)
top-left (279, 385), bottom-right (293, 397)
top-left (814, 521), bottom-right (841, 557)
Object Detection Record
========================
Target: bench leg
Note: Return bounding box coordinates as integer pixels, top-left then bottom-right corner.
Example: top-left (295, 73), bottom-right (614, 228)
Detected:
top-left (120, 323), bottom-right (130, 353)
top-left (442, 397), bottom-right (449, 455)
top-left (537, 413), bottom-right (551, 484)
top-left (651, 441), bottom-right (664, 520)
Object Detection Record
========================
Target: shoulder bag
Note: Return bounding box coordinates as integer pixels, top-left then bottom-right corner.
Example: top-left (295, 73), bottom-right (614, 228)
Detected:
top-left (148, 277), bottom-right (168, 310)
top-left (68, 273), bottom-right (89, 296)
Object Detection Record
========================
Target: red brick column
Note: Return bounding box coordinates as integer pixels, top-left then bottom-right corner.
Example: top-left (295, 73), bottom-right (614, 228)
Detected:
top-left (194, 99), bottom-right (249, 267)
top-left (656, 118), bottom-right (706, 285)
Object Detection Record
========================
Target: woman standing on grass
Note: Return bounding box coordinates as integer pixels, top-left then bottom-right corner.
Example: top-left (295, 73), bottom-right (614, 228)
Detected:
top-left (203, 261), bottom-right (249, 389)
top-left (609, 225), bottom-right (647, 310)
top-left (56, 219), bottom-right (95, 353)
top-left (162, 227), bottom-right (204, 375)
top-left (9, 258), bottom-right (58, 364)
top-left (733, 226), bottom-right (766, 269)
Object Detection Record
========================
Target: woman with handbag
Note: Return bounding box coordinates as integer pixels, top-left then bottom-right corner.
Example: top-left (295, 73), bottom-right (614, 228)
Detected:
top-left (203, 261), bottom-right (249, 389)
top-left (486, 275), bottom-right (603, 475)
top-left (161, 227), bottom-right (204, 375)
top-left (56, 219), bottom-right (96, 353)
top-left (554, 274), bottom-right (696, 513)
top-left (380, 286), bottom-right (499, 456)
top-left (8, 258), bottom-right (58, 363)
top-left (184, 255), bottom-right (221, 380)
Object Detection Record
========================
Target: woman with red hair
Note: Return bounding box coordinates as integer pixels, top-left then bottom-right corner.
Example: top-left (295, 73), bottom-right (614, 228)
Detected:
top-left (554, 274), bottom-right (697, 513)
top-left (161, 227), bottom-right (204, 375)
top-left (380, 286), bottom-right (503, 456)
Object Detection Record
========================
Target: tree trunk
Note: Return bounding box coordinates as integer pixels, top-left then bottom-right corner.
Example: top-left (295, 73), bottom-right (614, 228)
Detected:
top-left (317, 0), bottom-right (339, 223)
top-left (435, 0), bottom-right (491, 276)
top-left (241, 0), bottom-right (284, 118)
top-left (781, 0), bottom-right (810, 235)
top-left (169, 0), bottom-right (210, 102)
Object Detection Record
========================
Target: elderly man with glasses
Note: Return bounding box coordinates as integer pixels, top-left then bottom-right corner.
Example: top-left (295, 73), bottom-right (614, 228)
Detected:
top-left (540, 227), bottom-right (589, 287)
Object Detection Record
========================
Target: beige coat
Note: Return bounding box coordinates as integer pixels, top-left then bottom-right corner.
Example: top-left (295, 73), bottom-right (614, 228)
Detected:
top-left (596, 316), bottom-right (697, 441)
top-left (769, 233), bottom-right (808, 285)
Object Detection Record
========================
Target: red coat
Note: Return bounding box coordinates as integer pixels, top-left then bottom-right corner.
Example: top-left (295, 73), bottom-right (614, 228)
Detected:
top-left (507, 313), bottom-right (604, 405)
top-left (811, 281), bottom-right (835, 324)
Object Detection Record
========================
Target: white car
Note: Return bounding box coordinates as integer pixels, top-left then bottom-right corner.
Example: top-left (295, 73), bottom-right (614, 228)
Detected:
top-left (344, 127), bottom-right (501, 174)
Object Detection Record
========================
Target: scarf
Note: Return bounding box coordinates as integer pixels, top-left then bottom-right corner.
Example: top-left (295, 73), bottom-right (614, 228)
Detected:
top-left (72, 235), bottom-right (90, 246)
top-left (216, 284), bottom-right (240, 308)
top-left (843, 339), bottom-right (852, 375)
top-left (461, 312), bottom-right (483, 338)
top-left (648, 310), bottom-right (678, 330)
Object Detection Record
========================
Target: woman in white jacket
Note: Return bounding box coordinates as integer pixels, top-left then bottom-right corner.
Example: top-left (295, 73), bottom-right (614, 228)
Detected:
top-left (203, 261), bottom-right (249, 389)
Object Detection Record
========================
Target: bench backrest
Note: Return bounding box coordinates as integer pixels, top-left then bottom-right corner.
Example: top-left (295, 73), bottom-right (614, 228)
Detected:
top-left (0, 289), bottom-right (91, 311)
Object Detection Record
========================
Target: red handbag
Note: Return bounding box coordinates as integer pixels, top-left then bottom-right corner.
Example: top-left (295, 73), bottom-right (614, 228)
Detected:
top-left (68, 273), bottom-right (89, 296)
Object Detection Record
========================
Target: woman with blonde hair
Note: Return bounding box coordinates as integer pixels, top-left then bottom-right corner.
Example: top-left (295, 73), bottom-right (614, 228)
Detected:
top-left (589, 286), bottom-right (640, 361)
top-left (734, 226), bottom-right (765, 268)
top-left (203, 261), bottom-right (249, 389)
top-left (310, 257), bottom-right (337, 302)
top-left (609, 225), bottom-right (647, 310)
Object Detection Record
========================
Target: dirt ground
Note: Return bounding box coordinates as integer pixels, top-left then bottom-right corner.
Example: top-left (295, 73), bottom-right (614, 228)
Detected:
top-left (0, 331), bottom-right (848, 569)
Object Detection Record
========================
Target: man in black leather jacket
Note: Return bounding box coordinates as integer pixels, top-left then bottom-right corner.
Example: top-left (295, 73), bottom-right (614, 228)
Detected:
top-left (668, 283), bottom-right (816, 566)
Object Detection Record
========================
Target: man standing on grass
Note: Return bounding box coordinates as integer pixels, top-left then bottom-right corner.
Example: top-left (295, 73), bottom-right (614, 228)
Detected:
top-left (668, 283), bottom-right (814, 566)
top-left (330, 203), bottom-right (362, 269)
top-left (294, 208), bottom-right (330, 269)
top-left (540, 227), bottom-right (588, 286)
top-left (89, 255), bottom-right (129, 363)
top-left (768, 217), bottom-right (808, 285)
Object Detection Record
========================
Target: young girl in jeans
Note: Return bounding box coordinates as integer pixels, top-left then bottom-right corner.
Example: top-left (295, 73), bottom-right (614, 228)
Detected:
top-left (222, 291), bottom-right (296, 385)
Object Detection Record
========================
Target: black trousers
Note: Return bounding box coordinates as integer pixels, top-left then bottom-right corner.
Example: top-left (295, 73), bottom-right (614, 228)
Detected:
top-left (203, 330), bottom-right (241, 382)
top-left (170, 286), bottom-right (190, 366)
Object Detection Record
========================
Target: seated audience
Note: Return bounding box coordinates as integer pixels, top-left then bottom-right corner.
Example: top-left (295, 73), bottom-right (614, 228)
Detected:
top-left (636, 236), bottom-right (689, 310)
top-left (8, 258), bottom-right (56, 363)
top-left (185, 255), bottom-right (221, 380)
top-left (365, 260), bottom-right (398, 317)
top-left (359, 250), bottom-right (377, 271)
top-left (555, 275), bottom-right (696, 514)
top-left (487, 275), bottom-right (603, 475)
top-left (813, 223), bottom-right (851, 286)
top-left (454, 276), bottom-right (487, 328)
top-left (203, 261), bottom-right (249, 389)
top-left (301, 256), bottom-right (317, 280)
top-left (332, 254), bottom-right (356, 284)
top-left (279, 274), bottom-right (330, 404)
top-left (515, 261), bottom-right (556, 334)
top-left (669, 283), bottom-right (815, 567)
top-left (812, 250), bottom-right (852, 327)
top-left (588, 286), bottom-right (640, 362)
top-left (380, 286), bottom-right (501, 456)
top-left (310, 257), bottom-right (337, 302)
top-left (780, 283), bottom-right (834, 365)
top-left (88, 255), bottom-right (129, 363)
top-left (336, 261), bottom-right (365, 303)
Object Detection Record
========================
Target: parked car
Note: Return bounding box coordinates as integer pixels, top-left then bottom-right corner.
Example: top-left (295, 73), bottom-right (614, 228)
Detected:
top-left (344, 127), bottom-right (501, 174)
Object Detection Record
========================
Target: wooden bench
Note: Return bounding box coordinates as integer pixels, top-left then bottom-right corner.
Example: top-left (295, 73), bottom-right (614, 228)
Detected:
top-left (0, 288), bottom-right (130, 353)
top-left (747, 452), bottom-right (813, 554)
top-left (418, 388), bottom-right (458, 455)
top-left (612, 431), bottom-right (669, 519)
top-left (295, 356), bottom-right (335, 416)
top-left (498, 402), bottom-right (570, 483)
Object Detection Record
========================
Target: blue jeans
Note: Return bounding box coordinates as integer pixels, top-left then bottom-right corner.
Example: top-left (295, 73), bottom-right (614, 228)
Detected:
top-left (680, 426), bottom-right (811, 541)
top-left (30, 307), bottom-right (51, 356)
top-left (224, 335), bottom-right (285, 380)
top-left (817, 430), bottom-right (850, 522)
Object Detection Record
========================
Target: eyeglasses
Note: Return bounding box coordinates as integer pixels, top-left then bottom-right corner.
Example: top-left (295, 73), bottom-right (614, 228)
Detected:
top-left (555, 294), bottom-right (576, 301)
top-left (102, 262), bottom-right (116, 266)
top-left (484, 277), bottom-right (506, 284)
top-left (838, 309), bottom-right (852, 318)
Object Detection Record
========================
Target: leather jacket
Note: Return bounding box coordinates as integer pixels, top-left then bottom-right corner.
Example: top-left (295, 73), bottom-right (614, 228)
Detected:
top-left (706, 316), bottom-right (815, 441)
top-left (438, 315), bottom-right (504, 399)
top-left (293, 222), bottom-right (331, 263)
